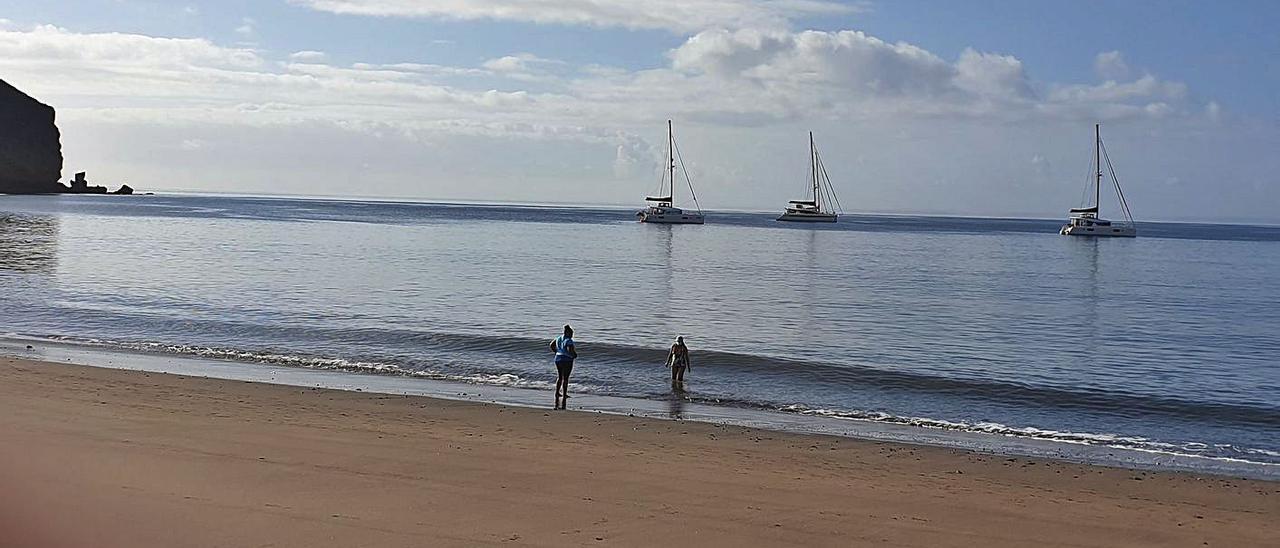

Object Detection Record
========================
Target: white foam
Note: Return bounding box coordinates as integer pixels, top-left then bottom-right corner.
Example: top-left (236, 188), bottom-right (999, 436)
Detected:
top-left (779, 404), bottom-right (1279, 466)
top-left (97, 339), bottom-right (604, 395)
top-left (12, 335), bottom-right (1276, 468)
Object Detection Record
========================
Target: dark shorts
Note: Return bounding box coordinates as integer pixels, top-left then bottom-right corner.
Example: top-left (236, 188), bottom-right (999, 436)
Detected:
top-left (555, 359), bottom-right (574, 376)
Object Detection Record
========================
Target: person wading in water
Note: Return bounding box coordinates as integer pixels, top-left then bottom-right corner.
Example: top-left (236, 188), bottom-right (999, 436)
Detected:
top-left (549, 325), bottom-right (577, 409)
top-left (666, 336), bottom-right (690, 385)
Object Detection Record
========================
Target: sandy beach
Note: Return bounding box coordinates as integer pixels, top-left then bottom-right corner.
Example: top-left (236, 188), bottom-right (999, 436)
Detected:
top-left (1, 357), bottom-right (1276, 547)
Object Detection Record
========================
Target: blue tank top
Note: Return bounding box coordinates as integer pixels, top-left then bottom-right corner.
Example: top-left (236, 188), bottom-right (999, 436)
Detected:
top-left (554, 335), bottom-right (575, 361)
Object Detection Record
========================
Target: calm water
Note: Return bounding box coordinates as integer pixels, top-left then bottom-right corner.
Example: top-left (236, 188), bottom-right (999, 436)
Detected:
top-left (2, 194), bottom-right (1278, 466)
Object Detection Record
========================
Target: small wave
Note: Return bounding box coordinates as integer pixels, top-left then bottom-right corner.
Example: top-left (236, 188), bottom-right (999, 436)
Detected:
top-left (117, 340), bottom-right (406, 373)
top-left (442, 372), bottom-right (590, 392)
top-left (778, 404), bottom-right (1279, 465)
top-left (40, 324), bottom-right (1280, 427)
top-left (572, 345), bottom-right (1280, 427)
top-left (11, 334), bottom-right (1277, 468)
top-left (69, 338), bottom-right (602, 395)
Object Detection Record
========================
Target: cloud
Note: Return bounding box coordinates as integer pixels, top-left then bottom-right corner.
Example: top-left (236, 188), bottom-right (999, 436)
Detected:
top-left (289, 0), bottom-right (858, 33)
top-left (1030, 153), bottom-right (1052, 181)
top-left (481, 53), bottom-right (562, 73)
top-left (954, 48), bottom-right (1033, 101)
top-left (289, 50), bottom-right (328, 62)
top-left (0, 25), bottom-right (553, 136)
top-left (611, 131), bottom-right (660, 179)
top-left (1, 23), bottom-right (1242, 217)
top-left (235, 17), bottom-right (255, 36)
top-left (0, 23), bottom-right (1209, 140)
top-left (1047, 74), bottom-right (1185, 105)
top-left (669, 29), bottom-right (1032, 102)
top-left (0, 25), bottom-right (263, 70)
top-left (1094, 50), bottom-right (1130, 80)
top-left (671, 29), bottom-right (955, 95)
top-left (665, 28), bottom-right (1198, 123)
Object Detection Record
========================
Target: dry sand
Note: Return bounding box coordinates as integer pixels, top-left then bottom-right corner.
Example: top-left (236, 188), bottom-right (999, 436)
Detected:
top-left (1, 357), bottom-right (1276, 547)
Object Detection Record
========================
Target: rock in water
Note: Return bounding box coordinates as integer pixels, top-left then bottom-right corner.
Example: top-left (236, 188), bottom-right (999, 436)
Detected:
top-left (113, 184), bottom-right (134, 195)
top-left (0, 79), bottom-right (63, 194)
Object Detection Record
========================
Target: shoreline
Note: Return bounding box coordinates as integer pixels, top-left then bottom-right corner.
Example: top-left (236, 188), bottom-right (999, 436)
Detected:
top-left (3, 356), bottom-right (1277, 547)
top-left (3, 335), bottom-right (1277, 481)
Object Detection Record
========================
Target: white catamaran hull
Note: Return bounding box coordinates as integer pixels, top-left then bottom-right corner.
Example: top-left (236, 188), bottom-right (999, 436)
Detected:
top-left (1060, 223), bottom-right (1136, 237)
top-left (777, 211), bottom-right (837, 222)
top-left (637, 209), bottom-right (704, 224)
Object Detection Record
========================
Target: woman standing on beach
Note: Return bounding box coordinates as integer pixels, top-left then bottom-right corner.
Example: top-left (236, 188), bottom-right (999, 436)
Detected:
top-left (667, 336), bottom-right (690, 385)
top-left (550, 325), bottom-right (577, 410)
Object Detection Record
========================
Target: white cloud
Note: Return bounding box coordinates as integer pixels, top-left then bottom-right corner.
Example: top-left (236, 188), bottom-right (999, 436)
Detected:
top-left (0, 24), bottom-right (1207, 137)
top-left (1048, 74), bottom-right (1185, 104)
top-left (954, 48), bottom-right (1032, 101)
top-left (0, 25), bottom-right (552, 134)
top-left (664, 28), bottom-right (1202, 122)
top-left (289, 0), bottom-right (858, 33)
top-left (669, 29), bottom-right (1036, 103)
top-left (671, 28), bottom-right (957, 99)
top-left (1094, 50), bottom-right (1130, 80)
top-left (289, 50), bottom-right (328, 61)
top-left (350, 61), bottom-right (489, 77)
top-left (1029, 153), bottom-right (1053, 187)
top-left (235, 17), bottom-right (255, 36)
top-left (482, 53), bottom-right (562, 73)
top-left (0, 25), bottom-right (263, 69)
top-left (611, 131), bottom-right (660, 179)
top-left (2, 23), bottom-right (1255, 219)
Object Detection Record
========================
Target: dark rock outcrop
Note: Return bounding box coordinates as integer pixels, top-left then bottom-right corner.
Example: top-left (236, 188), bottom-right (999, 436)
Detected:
top-left (113, 184), bottom-right (134, 195)
top-left (0, 79), bottom-right (63, 194)
top-left (65, 171), bottom-right (106, 194)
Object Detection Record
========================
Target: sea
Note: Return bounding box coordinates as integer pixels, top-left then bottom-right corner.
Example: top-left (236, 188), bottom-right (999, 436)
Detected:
top-left (2, 194), bottom-right (1278, 477)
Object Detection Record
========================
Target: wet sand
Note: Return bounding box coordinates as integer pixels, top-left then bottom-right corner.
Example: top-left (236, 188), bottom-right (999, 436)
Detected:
top-left (1, 357), bottom-right (1276, 547)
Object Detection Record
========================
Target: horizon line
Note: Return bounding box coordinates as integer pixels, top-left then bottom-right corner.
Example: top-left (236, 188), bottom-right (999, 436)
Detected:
top-left (66, 188), bottom-right (1280, 228)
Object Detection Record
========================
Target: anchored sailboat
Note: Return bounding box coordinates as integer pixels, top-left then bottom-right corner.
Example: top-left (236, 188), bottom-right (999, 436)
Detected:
top-left (637, 120), bottom-right (704, 224)
top-left (777, 132), bottom-right (840, 222)
top-left (1060, 124), bottom-right (1137, 237)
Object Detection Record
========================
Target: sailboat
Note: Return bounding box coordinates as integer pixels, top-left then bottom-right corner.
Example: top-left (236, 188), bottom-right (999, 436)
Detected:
top-left (637, 120), bottom-right (704, 224)
top-left (777, 132), bottom-right (840, 222)
top-left (1060, 124), bottom-right (1137, 237)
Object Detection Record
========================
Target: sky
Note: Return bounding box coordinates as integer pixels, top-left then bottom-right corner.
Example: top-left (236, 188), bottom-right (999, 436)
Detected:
top-left (1, 1), bottom-right (1277, 222)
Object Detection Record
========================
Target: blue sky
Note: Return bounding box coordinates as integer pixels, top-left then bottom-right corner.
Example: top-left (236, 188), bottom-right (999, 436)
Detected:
top-left (2, 1), bottom-right (1277, 221)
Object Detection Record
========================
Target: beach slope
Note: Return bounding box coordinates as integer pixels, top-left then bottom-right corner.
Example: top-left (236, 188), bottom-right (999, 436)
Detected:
top-left (1, 357), bottom-right (1276, 547)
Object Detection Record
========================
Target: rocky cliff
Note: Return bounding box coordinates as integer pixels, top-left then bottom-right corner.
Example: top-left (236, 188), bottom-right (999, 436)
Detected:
top-left (0, 79), bottom-right (63, 194)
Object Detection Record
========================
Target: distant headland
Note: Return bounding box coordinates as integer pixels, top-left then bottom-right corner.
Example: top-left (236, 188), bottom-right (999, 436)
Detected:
top-left (0, 78), bottom-right (134, 195)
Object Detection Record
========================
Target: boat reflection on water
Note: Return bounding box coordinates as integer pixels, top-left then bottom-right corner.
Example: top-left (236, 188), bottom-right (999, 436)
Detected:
top-left (0, 213), bottom-right (59, 273)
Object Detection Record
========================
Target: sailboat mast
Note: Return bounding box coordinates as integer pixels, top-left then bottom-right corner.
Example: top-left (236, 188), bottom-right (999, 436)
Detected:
top-left (1095, 123), bottom-right (1101, 215)
top-left (810, 132), bottom-right (819, 210)
top-left (668, 120), bottom-right (675, 205)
